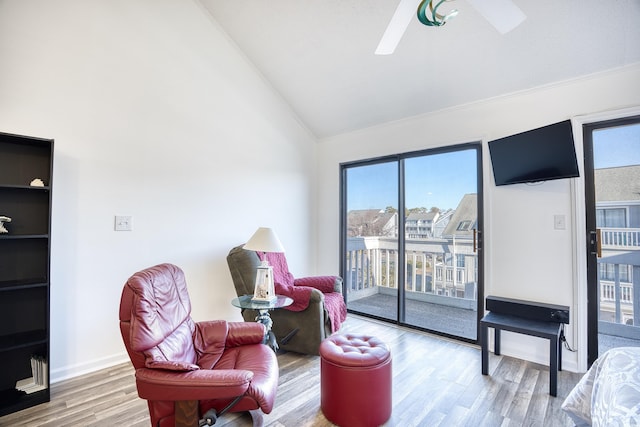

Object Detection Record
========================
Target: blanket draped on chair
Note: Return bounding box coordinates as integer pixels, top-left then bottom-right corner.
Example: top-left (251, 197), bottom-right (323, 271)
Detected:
top-left (258, 252), bottom-right (346, 332)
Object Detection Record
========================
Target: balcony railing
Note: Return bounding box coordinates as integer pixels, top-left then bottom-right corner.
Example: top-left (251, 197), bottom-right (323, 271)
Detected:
top-left (345, 237), bottom-right (477, 305)
top-left (596, 226), bottom-right (639, 329)
top-left (601, 227), bottom-right (640, 250)
top-left (344, 236), bottom-right (639, 331)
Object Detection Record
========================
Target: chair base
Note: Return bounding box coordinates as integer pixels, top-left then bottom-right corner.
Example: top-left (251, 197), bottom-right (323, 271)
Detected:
top-left (175, 401), bottom-right (198, 427)
top-left (173, 395), bottom-right (245, 427)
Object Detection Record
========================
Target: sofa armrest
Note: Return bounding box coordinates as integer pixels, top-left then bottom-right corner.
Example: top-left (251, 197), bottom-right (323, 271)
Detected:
top-left (294, 276), bottom-right (342, 294)
top-left (307, 287), bottom-right (324, 304)
top-left (191, 320), bottom-right (266, 370)
top-left (135, 367), bottom-right (253, 401)
top-left (194, 320), bottom-right (264, 348)
top-left (145, 360), bottom-right (200, 371)
top-left (226, 321), bottom-right (266, 347)
top-left (192, 319), bottom-right (228, 354)
top-left (333, 276), bottom-right (344, 293)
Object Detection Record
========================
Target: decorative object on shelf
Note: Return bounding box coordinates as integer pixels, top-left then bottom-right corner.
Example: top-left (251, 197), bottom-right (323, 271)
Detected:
top-left (30, 178), bottom-right (45, 187)
top-left (0, 215), bottom-right (11, 234)
top-left (243, 227), bottom-right (285, 303)
top-left (15, 356), bottom-right (48, 394)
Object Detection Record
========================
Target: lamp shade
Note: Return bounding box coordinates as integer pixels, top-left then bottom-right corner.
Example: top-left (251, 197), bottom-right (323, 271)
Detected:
top-left (243, 227), bottom-right (285, 253)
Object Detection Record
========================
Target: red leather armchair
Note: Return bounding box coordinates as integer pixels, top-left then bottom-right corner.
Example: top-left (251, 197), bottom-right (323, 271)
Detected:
top-left (119, 263), bottom-right (278, 427)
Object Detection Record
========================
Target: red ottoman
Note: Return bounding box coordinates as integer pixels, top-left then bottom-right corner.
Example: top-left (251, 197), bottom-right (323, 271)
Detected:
top-left (320, 333), bottom-right (392, 427)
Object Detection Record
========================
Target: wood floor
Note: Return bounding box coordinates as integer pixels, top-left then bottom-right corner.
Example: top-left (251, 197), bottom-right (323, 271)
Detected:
top-left (0, 315), bottom-right (583, 427)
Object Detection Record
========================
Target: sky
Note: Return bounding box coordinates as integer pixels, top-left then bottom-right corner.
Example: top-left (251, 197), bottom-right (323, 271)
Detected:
top-left (593, 122), bottom-right (640, 169)
top-left (346, 122), bottom-right (640, 212)
top-left (347, 148), bottom-right (477, 211)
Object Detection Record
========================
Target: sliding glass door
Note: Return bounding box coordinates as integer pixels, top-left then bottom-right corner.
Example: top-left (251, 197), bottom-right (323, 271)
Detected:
top-left (342, 160), bottom-right (399, 322)
top-left (403, 149), bottom-right (480, 339)
top-left (584, 117), bottom-right (640, 363)
top-left (341, 143), bottom-right (483, 342)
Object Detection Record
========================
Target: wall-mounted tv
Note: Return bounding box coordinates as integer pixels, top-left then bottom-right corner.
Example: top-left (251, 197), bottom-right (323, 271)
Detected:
top-left (488, 120), bottom-right (580, 186)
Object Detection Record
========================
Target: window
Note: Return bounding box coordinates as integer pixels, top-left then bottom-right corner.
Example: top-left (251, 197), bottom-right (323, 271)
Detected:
top-left (456, 220), bottom-right (471, 231)
top-left (599, 263), bottom-right (631, 282)
top-left (596, 208), bottom-right (626, 228)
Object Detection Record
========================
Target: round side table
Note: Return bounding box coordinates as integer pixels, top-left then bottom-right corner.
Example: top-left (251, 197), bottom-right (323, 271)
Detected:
top-left (231, 295), bottom-right (293, 351)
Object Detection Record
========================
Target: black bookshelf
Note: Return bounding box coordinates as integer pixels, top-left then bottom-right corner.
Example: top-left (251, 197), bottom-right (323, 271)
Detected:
top-left (0, 131), bottom-right (52, 416)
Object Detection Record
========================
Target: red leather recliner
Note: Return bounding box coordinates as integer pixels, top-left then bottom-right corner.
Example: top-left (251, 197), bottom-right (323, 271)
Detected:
top-left (119, 263), bottom-right (278, 427)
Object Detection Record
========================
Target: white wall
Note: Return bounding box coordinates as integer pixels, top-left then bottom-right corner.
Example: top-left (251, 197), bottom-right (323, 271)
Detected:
top-left (0, 0), bottom-right (316, 381)
top-left (316, 64), bottom-right (640, 372)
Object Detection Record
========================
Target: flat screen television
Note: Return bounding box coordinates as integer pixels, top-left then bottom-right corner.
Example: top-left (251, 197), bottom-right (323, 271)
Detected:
top-left (488, 120), bottom-right (580, 186)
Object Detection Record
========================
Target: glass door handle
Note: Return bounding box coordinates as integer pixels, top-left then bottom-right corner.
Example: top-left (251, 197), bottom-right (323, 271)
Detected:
top-left (473, 229), bottom-right (479, 253)
top-left (589, 229), bottom-right (602, 258)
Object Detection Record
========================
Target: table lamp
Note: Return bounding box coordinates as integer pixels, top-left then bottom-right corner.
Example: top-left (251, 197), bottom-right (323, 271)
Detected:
top-left (243, 227), bottom-right (285, 303)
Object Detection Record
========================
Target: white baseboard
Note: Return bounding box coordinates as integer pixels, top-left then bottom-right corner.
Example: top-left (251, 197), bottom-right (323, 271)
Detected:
top-left (50, 352), bottom-right (130, 384)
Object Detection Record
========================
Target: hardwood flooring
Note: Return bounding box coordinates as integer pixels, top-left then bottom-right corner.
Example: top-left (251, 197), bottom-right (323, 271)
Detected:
top-left (0, 315), bottom-right (582, 426)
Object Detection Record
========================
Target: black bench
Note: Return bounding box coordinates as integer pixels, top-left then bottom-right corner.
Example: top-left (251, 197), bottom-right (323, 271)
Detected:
top-left (480, 311), bottom-right (563, 396)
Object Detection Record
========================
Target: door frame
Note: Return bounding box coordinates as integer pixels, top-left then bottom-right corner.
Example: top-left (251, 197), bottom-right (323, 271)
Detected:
top-left (571, 106), bottom-right (640, 371)
top-left (339, 142), bottom-right (484, 344)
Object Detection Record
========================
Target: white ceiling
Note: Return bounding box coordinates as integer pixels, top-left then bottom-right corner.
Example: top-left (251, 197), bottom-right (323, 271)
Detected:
top-left (199, 0), bottom-right (640, 139)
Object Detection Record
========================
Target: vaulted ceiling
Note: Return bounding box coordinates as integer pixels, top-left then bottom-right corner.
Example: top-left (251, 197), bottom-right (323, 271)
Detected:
top-left (199, 0), bottom-right (640, 139)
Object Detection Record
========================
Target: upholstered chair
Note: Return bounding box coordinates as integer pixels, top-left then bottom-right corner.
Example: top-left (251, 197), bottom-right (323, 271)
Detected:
top-left (119, 263), bottom-right (278, 427)
top-left (227, 245), bottom-right (347, 356)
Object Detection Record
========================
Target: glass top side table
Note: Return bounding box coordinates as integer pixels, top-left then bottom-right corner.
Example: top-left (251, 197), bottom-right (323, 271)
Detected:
top-left (231, 295), bottom-right (293, 351)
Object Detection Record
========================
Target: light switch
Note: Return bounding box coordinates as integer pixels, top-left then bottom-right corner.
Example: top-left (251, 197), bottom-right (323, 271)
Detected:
top-left (115, 215), bottom-right (133, 231)
top-left (554, 214), bottom-right (566, 230)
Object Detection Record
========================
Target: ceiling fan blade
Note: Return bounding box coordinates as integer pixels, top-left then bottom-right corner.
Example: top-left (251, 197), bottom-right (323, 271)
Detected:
top-left (465, 0), bottom-right (526, 34)
top-left (375, 0), bottom-right (420, 55)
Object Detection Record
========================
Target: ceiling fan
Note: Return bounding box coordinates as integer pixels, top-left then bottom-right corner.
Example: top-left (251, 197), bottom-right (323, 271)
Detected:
top-left (375, 0), bottom-right (526, 55)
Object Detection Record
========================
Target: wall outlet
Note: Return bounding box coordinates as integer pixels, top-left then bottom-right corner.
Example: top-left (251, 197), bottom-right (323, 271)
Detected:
top-left (554, 214), bottom-right (566, 230)
top-left (115, 215), bottom-right (133, 231)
